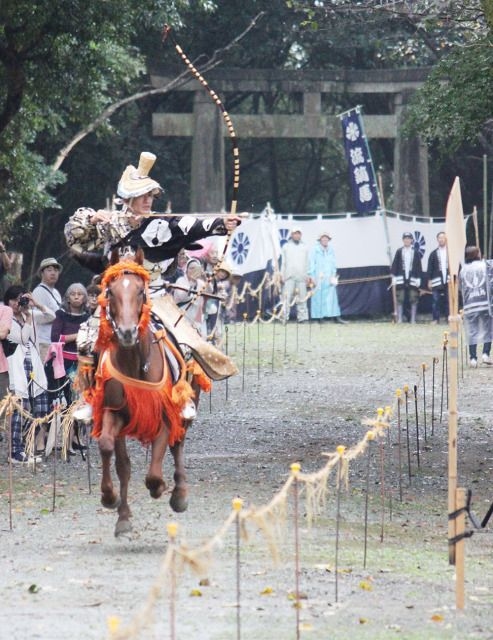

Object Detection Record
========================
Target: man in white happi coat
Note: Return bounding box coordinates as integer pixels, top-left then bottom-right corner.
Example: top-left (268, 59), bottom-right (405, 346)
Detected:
top-left (281, 227), bottom-right (309, 322)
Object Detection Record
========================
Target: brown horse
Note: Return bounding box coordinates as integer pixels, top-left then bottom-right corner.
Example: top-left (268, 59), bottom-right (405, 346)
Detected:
top-left (90, 253), bottom-right (205, 536)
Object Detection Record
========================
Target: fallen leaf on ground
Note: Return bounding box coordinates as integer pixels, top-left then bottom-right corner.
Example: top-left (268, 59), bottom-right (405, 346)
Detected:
top-left (431, 614), bottom-right (444, 623)
top-left (261, 586), bottom-right (274, 595)
top-left (359, 580), bottom-right (373, 591)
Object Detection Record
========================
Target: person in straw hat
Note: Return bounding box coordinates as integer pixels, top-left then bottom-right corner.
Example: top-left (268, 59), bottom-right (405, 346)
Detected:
top-left (32, 257), bottom-right (63, 363)
top-left (308, 231), bottom-right (346, 324)
top-left (281, 226), bottom-right (309, 323)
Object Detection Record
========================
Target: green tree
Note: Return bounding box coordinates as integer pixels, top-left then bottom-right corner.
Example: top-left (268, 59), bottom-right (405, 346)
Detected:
top-left (0, 0), bottom-right (203, 233)
top-left (406, 1), bottom-right (493, 155)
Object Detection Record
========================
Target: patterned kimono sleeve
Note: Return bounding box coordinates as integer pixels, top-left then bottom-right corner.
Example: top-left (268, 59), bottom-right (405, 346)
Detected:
top-left (64, 207), bottom-right (110, 255)
top-left (174, 215), bottom-right (227, 242)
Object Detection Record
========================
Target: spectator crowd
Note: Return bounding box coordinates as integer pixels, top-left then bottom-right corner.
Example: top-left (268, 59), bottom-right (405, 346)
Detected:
top-left (0, 151), bottom-right (488, 466)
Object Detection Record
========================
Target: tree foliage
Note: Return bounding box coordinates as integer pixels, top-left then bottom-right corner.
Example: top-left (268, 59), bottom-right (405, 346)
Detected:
top-left (406, 0), bottom-right (493, 155)
top-left (0, 0), bottom-right (202, 231)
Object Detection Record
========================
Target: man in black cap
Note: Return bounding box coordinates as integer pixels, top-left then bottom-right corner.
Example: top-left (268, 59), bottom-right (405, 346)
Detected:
top-left (391, 232), bottom-right (423, 323)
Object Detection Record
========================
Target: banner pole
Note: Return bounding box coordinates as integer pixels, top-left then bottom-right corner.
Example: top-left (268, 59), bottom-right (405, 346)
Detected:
top-left (483, 154), bottom-right (488, 258)
top-left (472, 206), bottom-right (479, 249)
top-left (377, 172), bottom-right (397, 322)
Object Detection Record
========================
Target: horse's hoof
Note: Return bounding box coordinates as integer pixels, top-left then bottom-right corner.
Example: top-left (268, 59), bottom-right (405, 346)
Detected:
top-left (170, 489), bottom-right (188, 513)
top-left (101, 494), bottom-right (121, 510)
top-left (145, 475), bottom-right (166, 499)
top-left (115, 518), bottom-right (132, 537)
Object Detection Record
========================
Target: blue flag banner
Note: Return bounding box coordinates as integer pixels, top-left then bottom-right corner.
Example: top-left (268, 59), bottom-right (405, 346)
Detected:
top-left (340, 107), bottom-right (381, 215)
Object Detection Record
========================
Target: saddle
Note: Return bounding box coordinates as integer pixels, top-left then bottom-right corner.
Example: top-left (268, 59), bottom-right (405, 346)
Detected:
top-left (151, 294), bottom-right (238, 381)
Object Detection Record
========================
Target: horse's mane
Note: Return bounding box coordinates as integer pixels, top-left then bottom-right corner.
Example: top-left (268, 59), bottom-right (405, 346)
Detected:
top-left (96, 260), bottom-right (152, 352)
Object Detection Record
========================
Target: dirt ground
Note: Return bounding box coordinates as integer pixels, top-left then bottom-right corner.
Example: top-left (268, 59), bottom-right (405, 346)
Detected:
top-left (1, 319), bottom-right (493, 640)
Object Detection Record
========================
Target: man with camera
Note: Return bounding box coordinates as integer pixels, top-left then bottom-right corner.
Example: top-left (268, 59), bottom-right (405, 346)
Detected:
top-left (4, 285), bottom-right (55, 462)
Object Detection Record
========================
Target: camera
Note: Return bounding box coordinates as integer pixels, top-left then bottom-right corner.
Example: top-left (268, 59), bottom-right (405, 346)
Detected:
top-left (18, 295), bottom-right (30, 307)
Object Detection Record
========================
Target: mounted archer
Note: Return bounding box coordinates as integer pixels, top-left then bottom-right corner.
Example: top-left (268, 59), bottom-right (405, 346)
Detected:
top-left (65, 150), bottom-right (240, 385)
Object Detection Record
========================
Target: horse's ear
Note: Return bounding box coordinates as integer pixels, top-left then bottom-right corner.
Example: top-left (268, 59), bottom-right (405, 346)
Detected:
top-left (110, 248), bottom-right (120, 265)
top-left (135, 247), bottom-right (145, 265)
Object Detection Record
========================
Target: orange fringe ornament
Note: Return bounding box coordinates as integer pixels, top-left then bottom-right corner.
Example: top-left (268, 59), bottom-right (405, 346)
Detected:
top-left (90, 344), bottom-right (186, 447)
top-left (188, 360), bottom-right (212, 393)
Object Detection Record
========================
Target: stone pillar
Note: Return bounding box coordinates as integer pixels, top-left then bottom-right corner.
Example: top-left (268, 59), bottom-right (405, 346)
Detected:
top-left (394, 91), bottom-right (430, 216)
top-left (190, 89), bottom-right (225, 213)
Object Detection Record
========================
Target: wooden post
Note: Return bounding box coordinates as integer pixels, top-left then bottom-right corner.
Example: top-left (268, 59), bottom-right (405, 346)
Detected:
top-left (455, 488), bottom-right (466, 609)
top-left (444, 177), bottom-right (466, 569)
top-left (447, 285), bottom-right (459, 566)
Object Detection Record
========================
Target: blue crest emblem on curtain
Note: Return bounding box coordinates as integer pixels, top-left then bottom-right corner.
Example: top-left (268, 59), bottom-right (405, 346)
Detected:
top-left (412, 231), bottom-right (426, 257)
top-left (231, 231), bottom-right (251, 265)
top-left (340, 107), bottom-right (381, 215)
top-left (279, 228), bottom-right (290, 247)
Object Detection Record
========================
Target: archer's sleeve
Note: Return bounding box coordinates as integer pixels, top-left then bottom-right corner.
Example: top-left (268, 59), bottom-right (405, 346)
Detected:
top-left (64, 207), bottom-right (108, 255)
top-left (171, 215), bottom-right (228, 243)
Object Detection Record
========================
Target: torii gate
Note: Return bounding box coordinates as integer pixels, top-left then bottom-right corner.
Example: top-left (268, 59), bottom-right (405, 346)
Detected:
top-left (150, 65), bottom-right (431, 215)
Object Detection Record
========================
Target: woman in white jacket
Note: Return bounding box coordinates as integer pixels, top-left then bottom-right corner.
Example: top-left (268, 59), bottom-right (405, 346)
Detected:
top-left (4, 285), bottom-right (55, 463)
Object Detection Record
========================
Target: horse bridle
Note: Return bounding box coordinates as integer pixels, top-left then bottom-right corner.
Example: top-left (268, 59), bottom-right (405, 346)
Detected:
top-left (104, 270), bottom-right (148, 345)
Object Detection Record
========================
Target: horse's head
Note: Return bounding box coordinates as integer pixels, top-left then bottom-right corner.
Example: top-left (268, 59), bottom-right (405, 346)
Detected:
top-left (97, 252), bottom-right (151, 350)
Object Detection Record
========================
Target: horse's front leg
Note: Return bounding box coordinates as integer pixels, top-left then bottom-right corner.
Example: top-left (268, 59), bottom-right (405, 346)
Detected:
top-left (99, 408), bottom-right (123, 510)
top-left (169, 424), bottom-right (189, 513)
top-left (114, 437), bottom-right (132, 537)
top-left (145, 423), bottom-right (168, 499)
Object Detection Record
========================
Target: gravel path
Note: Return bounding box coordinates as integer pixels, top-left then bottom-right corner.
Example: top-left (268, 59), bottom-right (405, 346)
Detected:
top-left (1, 320), bottom-right (493, 639)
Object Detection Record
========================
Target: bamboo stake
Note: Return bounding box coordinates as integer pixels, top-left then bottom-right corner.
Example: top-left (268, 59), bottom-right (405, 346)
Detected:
top-left (51, 411), bottom-right (59, 511)
top-left (283, 316), bottom-right (288, 359)
top-left (455, 488), bottom-right (466, 609)
top-left (225, 326), bottom-right (230, 402)
top-left (256, 310), bottom-right (261, 380)
top-left (291, 463), bottom-right (301, 639)
top-left (396, 390), bottom-right (403, 502)
top-left (421, 363), bottom-right (427, 441)
top-left (363, 433), bottom-right (374, 568)
top-left (379, 434), bottom-right (386, 542)
top-left (334, 446), bottom-right (345, 603)
top-left (385, 405), bottom-right (393, 522)
top-left (413, 385), bottom-right (420, 469)
top-left (241, 313), bottom-right (247, 393)
top-left (431, 357), bottom-right (438, 435)
top-left (167, 523), bottom-right (178, 640)
top-left (85, 427), bottom-right (92, 495)
top-left (232, 497), bottom-right (243, 640)
top-left (7, 408), bottom-right (13, 530)
top-left (403, 384), bottom-right (412, 483)
top-left (440, 333), bottom-right (448, 423)
top-left (271, 319), bottom-right (276, 373)
top-left (447, 293), bottom-right (459, 566)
